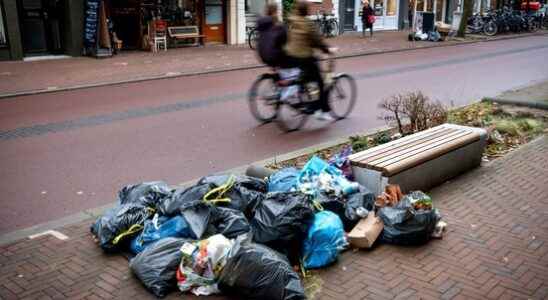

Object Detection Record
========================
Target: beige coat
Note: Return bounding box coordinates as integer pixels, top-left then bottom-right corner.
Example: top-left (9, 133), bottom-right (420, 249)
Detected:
top-left (284, 15), bottom-right (329, 58)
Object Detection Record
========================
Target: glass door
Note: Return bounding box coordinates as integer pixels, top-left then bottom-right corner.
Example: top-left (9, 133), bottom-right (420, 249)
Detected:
top-left (19, 0), bottom-right (64, 54)
top-left (371, 0), bottom-right (398, 30)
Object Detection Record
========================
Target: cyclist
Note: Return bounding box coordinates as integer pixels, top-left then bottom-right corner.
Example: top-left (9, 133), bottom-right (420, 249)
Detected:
top-left (284, 0), bottom-right (334, 121)
top-left (256, 3), bottom-right (288, 68)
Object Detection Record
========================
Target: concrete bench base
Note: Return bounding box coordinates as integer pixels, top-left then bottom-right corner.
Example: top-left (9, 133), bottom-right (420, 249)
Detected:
top-left (351, 125), bottom-right (487, 195)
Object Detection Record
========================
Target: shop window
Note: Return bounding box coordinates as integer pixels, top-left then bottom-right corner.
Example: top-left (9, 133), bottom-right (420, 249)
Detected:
top-left (0, 3), bottom-right (6, 46)
top-left (386, 0), bottom-right (397, 16)
top-left (435, 0), bottom-right (443, 20)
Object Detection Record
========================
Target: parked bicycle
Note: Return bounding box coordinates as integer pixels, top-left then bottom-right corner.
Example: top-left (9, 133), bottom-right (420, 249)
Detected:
top-left (247, 26), bottom-right (259, 49)
top-left (248, 54), bottom-right (356, 132)
top-left (467, 6), bottom-right (542, 36)
top-left (314, 11), bottom-right (340, 38)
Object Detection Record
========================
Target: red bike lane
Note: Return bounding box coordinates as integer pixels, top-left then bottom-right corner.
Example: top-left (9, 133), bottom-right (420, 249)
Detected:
top-left (0, 35), bottom-right (547, 234)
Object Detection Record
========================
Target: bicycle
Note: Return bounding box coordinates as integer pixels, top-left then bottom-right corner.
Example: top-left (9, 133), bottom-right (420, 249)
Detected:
top-left (315, 11), bottom-right (340, 38)
top-left (247, 26), bottom-right (259, 49)
top-left (248, 54), bottom-right (356, 132)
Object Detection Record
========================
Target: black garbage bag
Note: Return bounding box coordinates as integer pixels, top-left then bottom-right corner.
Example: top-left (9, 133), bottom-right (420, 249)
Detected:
top-left (218, 239), bottom-right (306, 300)
top-left (316, 186), bottom-right (375, 232)
top-left (342, 187), bottom-right (376, 231)
top-left (130, 237), bottom-right (191, 298)
top-left (179, 201), bottom-right (214, 239)
top-left (157, 183), bottom-right (214, 216)
top-left (378, 196), bottom-right (440, 245)
top-left (198, 174), bottom-right (267, 219)
top-left (251, 192), bottom-right (314, 260)
top-left (210, 207), bottom-right (251, 239)
top-left (117, 181), bottom-right (172, 208)
top-left (91, 203), bottom-right (153, 252)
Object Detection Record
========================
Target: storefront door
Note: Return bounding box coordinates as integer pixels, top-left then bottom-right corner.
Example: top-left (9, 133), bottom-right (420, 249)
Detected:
top-left (203, 0), bottom-right (226, 43)
top-left (18, 0), bottom-right (64, 54)
top-left (372, 0), bottom-right (398, 30)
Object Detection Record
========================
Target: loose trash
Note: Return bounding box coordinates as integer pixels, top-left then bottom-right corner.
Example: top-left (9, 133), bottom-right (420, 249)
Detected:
top-left (375, 184), bottom-right (404, 207)
top-left (130, 237), bottom-right (190, 298)
top-left (348, 211), bottom-right (384, 248)
top-left (218, 237), bottom-right (306, 300)
top-left (91, 203), bottom-right (153, 252)
top-left (130, 215), bottom-right (191, 254)
top-left (297, 156), bottom-right (359, 197)
top-left (432, 220), bottom-right (447, 239)
top-left (176, 234), bottom-right (233, 296)
top-left (118, 181), bottom-right (172, 208)
top-left (379, 192), bottom-right (441, 245)
top-left (328, 146), bottom-right (353, 180)
top-left (267, 167), bottom-right (299, 193)
top-left (302, 211), bottom-right (347, 269)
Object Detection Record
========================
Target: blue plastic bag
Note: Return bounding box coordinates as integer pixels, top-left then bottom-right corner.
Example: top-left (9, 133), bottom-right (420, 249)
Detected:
top-left (267, 168), bottom-right (299, 192)
top-left (130, 215), bottom-right (191, 254)
top-left (297, 156), bottom-right (358, 197)
top-left (302, 211), bottom-right (347, 269)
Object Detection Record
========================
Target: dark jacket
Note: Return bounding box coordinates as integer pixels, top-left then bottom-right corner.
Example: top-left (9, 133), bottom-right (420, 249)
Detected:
top-left (257, 16), bottom-right (287, 67)
top-left (362, 5), bottom-right (374, 25)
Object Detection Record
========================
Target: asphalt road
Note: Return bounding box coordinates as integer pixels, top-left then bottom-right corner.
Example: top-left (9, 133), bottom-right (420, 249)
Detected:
top-left (1, 35), bottom-right (547, 234)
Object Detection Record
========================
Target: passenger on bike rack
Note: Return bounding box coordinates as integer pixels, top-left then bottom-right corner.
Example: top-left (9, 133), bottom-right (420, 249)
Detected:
top-left (284, 0), bottom-right (334, 121)
top-left (256, 3), bottom-right (289, 68)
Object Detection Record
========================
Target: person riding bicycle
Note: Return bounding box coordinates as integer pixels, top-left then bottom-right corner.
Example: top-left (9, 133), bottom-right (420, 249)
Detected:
top-left (256, 3), bottom-right (288, 68)
top-left (284, 0), bottom-right (334, 121)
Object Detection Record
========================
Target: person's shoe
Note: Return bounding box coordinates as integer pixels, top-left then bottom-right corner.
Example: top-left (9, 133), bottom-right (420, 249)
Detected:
top-left (314, 110), bottom-right (335, 121)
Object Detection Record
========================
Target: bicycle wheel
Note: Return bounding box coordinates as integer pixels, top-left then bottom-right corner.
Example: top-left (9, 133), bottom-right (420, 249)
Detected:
top-left (328, 74), bottom-right (357, 120)
top-left (248, 74), bottom-right (279, 123)
top-left (248, 29), bottom-right (258, 49)
top-left (275, 102), bottom-right (308, 132)
top-left (483, 21), bottom-right (498, 36)
top-left (328, 20), bottom-right (339, 37)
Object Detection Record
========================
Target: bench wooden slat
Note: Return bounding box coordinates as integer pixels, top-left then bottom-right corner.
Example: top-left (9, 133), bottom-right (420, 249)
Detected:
top-left (366, 129), bottom-right (470, 167)
top-left (348, 126), bottom-right (452, 162)
top-left (382, 132), bottom-right (480, 175)
top-left (375, 131), bottom-right (476, 168)
top-left (354, 128), bottom-right (461, 165)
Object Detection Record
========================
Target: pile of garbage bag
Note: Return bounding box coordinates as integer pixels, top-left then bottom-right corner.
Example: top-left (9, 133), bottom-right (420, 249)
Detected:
top-left (90, 154), bottom-right (444, 298)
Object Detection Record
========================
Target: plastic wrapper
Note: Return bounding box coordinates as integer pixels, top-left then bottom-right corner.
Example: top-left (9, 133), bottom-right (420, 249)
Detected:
top-left (130, 237), bottom-right (190, 298)
top-left (218, 238), bottom-right (306, 300)
top-left (297, 156), bottom-right (358, 197)
top-left (130, 215), bottom-right (191, 254)
top-left (302, 211), bottom-right (347, 269)
top-left (91, 203), bottom-right (153, 252)
top-left (176, 234), bottom-right (233, 296)
top-left (117, 181), bottom-right (172, 208)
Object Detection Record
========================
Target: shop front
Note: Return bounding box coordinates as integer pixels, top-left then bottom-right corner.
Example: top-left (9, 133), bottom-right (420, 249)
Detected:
top-left (0, 0), bottom-right (83, 61)
top-left (356, 0), bottom-right (400, 30)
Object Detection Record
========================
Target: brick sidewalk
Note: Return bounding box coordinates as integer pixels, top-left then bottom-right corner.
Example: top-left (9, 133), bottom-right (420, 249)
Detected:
top-left (0, 30), bottom-right (545, 97)
top-left (1, 135), bottom-right (547, 300)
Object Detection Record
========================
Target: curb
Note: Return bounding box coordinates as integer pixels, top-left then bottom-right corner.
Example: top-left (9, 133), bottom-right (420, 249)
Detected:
top-left (1, 31), bottom-right (546, 99)
top-left (482, 97), bottom-right (548, 110)
top-left (0, 125), bottom-right (390, 246)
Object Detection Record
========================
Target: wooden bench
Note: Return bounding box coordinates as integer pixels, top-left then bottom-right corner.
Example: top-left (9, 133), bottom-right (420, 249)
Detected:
top-left (349, 124), bottom-right (487, 195)
top-left (168, 26), bottom-right (205, 47)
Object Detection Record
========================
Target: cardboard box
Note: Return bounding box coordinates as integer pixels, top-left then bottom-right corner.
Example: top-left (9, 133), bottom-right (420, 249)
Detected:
top-left (348, 212), bottom-right (384, 248)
